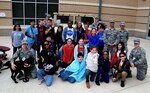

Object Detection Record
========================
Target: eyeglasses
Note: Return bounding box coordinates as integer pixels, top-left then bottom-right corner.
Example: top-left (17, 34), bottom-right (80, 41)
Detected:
top-left (120, 56), bottom-right (125, 57)
top-left (44, 44), bottom-right (49, 46)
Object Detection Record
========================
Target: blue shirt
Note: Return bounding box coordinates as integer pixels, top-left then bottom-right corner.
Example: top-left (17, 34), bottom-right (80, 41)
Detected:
top-left (97, 32), bottom-right (104, 46)
top-left (25, 26), bottom-right (38, 43)
top-left (89, 34), bottom-right (100, 48)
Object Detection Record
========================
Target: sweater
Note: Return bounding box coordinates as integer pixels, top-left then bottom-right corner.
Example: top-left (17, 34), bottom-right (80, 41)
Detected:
top-left (89, 34), bottom-right (100, 48)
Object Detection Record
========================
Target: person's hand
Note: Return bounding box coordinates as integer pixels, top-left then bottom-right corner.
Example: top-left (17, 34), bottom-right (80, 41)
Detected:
top-left (45, 69), bottom-right (50, 72)
top-left (11, 63), bottom-right (17, 70)
top-left (130, 63), bottom-right (135, 67)
top-left (41, 57), bottom-right (44, 63)
top-left (31, 35), bottom-right (34, 38)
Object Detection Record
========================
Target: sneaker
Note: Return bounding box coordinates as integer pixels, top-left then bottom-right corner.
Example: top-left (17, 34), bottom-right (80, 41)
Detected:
top-left (121, 80), bottom-right (125, 87)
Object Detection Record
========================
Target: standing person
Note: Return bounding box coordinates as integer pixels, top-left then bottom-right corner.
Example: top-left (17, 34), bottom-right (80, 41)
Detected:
top-left (88, 28), bottom-right (99, 48)
top-left (61, 38), bottom-right (74, 68)
top-left (11, 24), bottom-right (25, 54)
top-left (10, 40), bottom-right (37, 79)
top-left (62, 20), bottom-right (77, 44)
top-left (85, 46), bottom-right (99, 88)
top-left (104, 18), bottom-right (120, 58)
top-left (43, 13), bottom-right (51, 27)
top-left (74, 38), bottom-right (88, 61)
top-left (82, 24), bottom-right (91, 46)
top-left (25, 20), bottom-right (38, 63)
top-left (95, 51), bottom-right (110, 86)
top-left (59, 53), bottom-right (86, 83)
top-left (129, 39), bottom-right (148, 80)
top-left (37, 41), bottom-right (58, 86)
top-left (55, 25), bottom-right (63, 50)
top-left (36, 20), bottom-right (46, 59)
top-left (97, 23), bottom-right (105, 56)
top-left (76, 22), bottom-right (85, 42)
top-left (119, 22), bottom-right (129, 52)
top-left (91, 16), bottom-right (101, 28)
top-left (112, 52), bottom-right (130, 87)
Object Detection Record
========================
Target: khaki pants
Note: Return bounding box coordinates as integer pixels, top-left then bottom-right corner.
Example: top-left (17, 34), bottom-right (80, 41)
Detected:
top-left (113, 71), bottom-right (128, 81)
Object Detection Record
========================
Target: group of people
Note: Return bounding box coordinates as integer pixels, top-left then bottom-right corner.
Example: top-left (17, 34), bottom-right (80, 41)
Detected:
top-left (9, 14), bottom-right (148, 88)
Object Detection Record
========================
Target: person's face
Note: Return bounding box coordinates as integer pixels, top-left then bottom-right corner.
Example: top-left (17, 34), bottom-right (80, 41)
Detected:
top-left (78, 39), bottom-right (84, 46)
top-left (120, 54), bottom-right (126, 61)
top-left (78, 56), bottom-right (83, 63)
top-left (134, 43), bottom-right (140, 48)
top-left (47, 20), bottom-right (52, 26)
top-left (78, 22), bottom-right (82, 27)
top-left (103, 52), bottom-right (108, 59)
top-left (84, 25), bottom-right (88, 30)
top-left (68, 22), bottom-right (72, 27)
top-left (58, 27), bottom-right (62, 32)
top-left (30, 21), bottom-right (35, 27)
top-left (118, 43), bottom-right (122, 50)
top-left (67, 39), bottom-right (72, 45)
top-left (39, 21), bottom-right (43, 26)
top-left (44, 42), bottom-right (49, 49)
top-left (15, 25), bottom-right (20, 31)
top-left (95, 18), bottom-right (99, 23)
top-left (91, 29), bottom-right (96, 35)
top-left (91, 48), bottom-right (97, 54)
top-left (22, 44), bottom-right (28, 49)
top-left (110, 22), bottom-right (115, 28)
top-left (120, 25), bottom-right (125, 30)
top-left (46, 16), bottom-right (50, 20)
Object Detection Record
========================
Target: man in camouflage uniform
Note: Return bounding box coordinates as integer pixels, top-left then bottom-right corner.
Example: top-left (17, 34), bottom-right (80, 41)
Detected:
top-left (91, 16), bottom-right (106, 28)
top-left (11, 40), bottom-right (37, 79)
top-left (119, 22), bottom-right (129, 52)
top-left (104, 18), bottom-right (120, 57)
top-left (129, 39), bottom-right (148, 80)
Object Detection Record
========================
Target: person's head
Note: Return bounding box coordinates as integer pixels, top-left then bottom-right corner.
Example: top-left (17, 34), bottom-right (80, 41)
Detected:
top-left (46, 36), bottom-right (52, 42)
top-left (119, 52), bottom-right (127, 61)
top-left (117, 42), bottom-right (125, 52)
top-left (30, 20), bottom-right (35, 27)
top-left (94, 16), bottom-right (99, 23)
top-left (78, 38), bottom-right (84, 46)
top-left (45, 13), bottom-right (50, 20)
top-left (77, 21), bottom-right (82, 28)
top-left (13, 24), bottom-right (22, 31)
top-left (38, 20), bottom-right (44, 26)
top-left (66, 38), bottom-right (72, 45)
top-left (44, 41), bottom-right (50, 49)
top-left (90, 46), bottom-right (97, 54)
top-left (91, 28), bottom-right (97, 36)
top-left (103, 51), bottom-right (109, 60)
top-left (47, 19), bottom-right (52, 27)
top-left (84, 24), bottom-right (89, 30)
top-left (134, 39), bottom-right (140, 48)
top-left (97, 23), bottom-right (105, 32)
top-left (109, 18), bottom-right (115, 28)
top-left (57, 25), bottom-right (63, 32)
top-left (21, 40), bottom-right (28, 49)
top-left (120, 22), bottom-right (126, 30)
top-left (77, 52), bottom-right (84, 62)
top-left (68, 20), bottom-right (73, 28)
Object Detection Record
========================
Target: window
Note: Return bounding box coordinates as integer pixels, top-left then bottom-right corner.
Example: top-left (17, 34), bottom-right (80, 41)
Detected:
top-left (12, 0), bottom-right (59, 25)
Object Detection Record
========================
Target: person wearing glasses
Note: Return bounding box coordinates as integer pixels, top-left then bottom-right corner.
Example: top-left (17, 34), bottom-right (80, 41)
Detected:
top-left (129, 39), bottom-right (148, 80)
top-left (112, 52), bottom-right (130, 87)
top-left (37, 41), bottom-right (58, 86)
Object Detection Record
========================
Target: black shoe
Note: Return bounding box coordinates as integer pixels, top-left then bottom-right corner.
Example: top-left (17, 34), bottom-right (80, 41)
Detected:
top-left (95, 81), bottom-right (100, 86)
top-left (121, 80), bottom-right (125, 87)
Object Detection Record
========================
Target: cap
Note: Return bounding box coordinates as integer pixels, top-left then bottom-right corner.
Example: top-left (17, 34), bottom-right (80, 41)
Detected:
top-left (95, 16), bottom-right (99, 19)
top-left (22, 40), bottom-right (28, 45)
top-left (134, 39), bottom-right (140, 44)
top-left (109, 18), bottom-right (115, 23)
top-left (120, 22), bottom-right (126, 26)
top-left (45, 13), bottom-right (51, 17)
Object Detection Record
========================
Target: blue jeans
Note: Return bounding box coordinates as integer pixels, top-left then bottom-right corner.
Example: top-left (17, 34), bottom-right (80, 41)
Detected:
top-left (37, 69), bottom-right (53, 86)
top-left (59, 69), bottom-right (76, 83)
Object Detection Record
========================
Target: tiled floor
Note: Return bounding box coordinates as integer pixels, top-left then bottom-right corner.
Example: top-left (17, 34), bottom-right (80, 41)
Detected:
top-left (0, 36), bottom-right (150, 93)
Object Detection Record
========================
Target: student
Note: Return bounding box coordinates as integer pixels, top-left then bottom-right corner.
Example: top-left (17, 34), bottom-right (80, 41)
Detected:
top-left (129, 39), bottom-right (148, 80)
top-left (37, 41), bottom-right (58, 86)
top-left (95, 51), bottom-right (110, 86)
top-left (74, 38), bottom-right (88, 61)
top-left (61, 38), bottom-right (74, 68)
top-left (55, 25), bottom-right (63, 50)
top-left (112, 52), bottom-right (130, 87)
top-left (88, 28), bottom-right (99, 48)
top-left (11, 24), bottom-right (25, 54)
top-left (82, 24), bottom-right (91, 46)
top-left (59, 52), bottom-right (86, 83)
top-left (85, 46), bottom-right (99, 88)
top-left (76, 22), bottom-right (85, 42)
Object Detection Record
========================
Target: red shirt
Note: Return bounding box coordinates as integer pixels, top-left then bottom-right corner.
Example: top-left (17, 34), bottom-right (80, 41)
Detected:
top-left (78, 45), bottom-right (84, 54)
top-left (39, 26), bottom-right (44, 41)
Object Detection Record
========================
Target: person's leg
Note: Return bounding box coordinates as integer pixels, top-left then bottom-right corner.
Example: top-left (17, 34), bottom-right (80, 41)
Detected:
top-left (45, 75), bottom-right (53, 86)
top-left (68, 77), bottom-right (76, 83)
top-left (121, 71), bottom-right (128, 87)
top-left (103, 73), bottom-right (110, 83)
top-left (13, 47), bottom-right (17, 54)
top-left (112, 73), bottom-right (121, 82)
top-left (95, 67), bottom-right (102, 85)
top-left (86, 69), bottom-right (91, 88)
top-left (37, 69), bottom-right (46, 80)
top-left (136, 67), bottom-right (146, 80)
top-left (90, 71), bottom-right (96, 82)
top-left (60, 70), bottom-right (73, 81)
top-left (30, 65), bottom-right (37, 79)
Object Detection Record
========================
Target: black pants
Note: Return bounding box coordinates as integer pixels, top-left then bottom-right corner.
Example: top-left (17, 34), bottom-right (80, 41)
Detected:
top-left (13, 46), bottom-right (21, 54)
top-left (86, 69), bottom-right (96, 82)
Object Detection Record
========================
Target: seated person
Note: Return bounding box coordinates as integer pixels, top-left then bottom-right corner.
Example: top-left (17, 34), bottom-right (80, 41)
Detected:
top-left (95, 51), bottom-right (110, 86)
top-left (37, 41), bottom-right (58, 86)
top-left (112, 52), bottom-right (130, 87)
top-left (59, 52), bottom-right (86, 83)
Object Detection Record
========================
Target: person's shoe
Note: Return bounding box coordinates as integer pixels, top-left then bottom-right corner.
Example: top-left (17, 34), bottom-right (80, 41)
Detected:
top-left (121, 80), bottom-right (125, 87)
top-left (86, 82), bottom-right (90, 89)
top-left (17, 73), bottom-right (24, 79)
top-left (95, 81), bottom-right (100, 86)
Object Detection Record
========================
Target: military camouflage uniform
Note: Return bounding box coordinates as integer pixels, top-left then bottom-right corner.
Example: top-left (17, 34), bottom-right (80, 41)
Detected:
top-left (11, 48), bottom-right (37, 78)
top-left (129, 47), bottom-right (148, 80)
top-left (119, 29), bottom-right (129, 52)
top-left (104, 28), bottom-right (120, 57)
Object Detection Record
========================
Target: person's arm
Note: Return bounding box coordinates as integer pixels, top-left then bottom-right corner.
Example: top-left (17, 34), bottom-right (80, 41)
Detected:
top-left (103, 30), bottom-right (109, 45)
top-left (62, 28), bottom-right (66, 43)
top-left (74, 28), bottom-right (77, 43)
top-left (134, 49), bottom-right (146, 66)
top-left (10, 50), bottom-right (20, 64)
top-left (113, 30), bottom-right (120, 46)
top-left (25, 27), bottom-right (31, 38)
top-left (126, 30), bottom-right (129, 41)
top-left (74, 45), bottom-right (78, 60)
